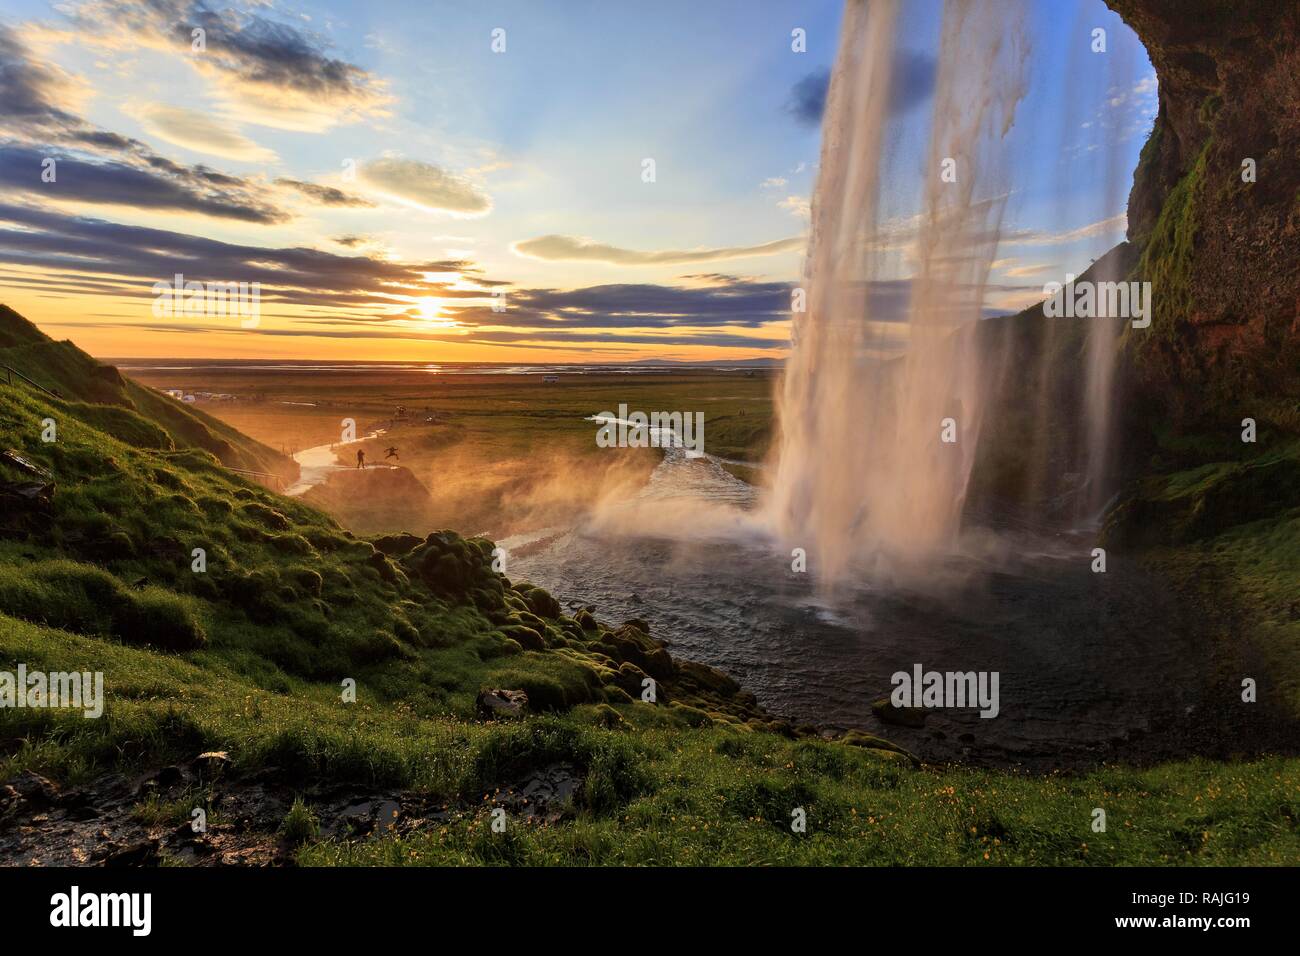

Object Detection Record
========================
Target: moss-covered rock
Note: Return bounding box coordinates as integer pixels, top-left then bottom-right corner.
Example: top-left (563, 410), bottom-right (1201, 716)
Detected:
top-left (371, 532), bottom-right (424, 556)
top-left (511, 582), bottom-right (561, 619)
top-left (675, 659), bottom-right (738, 696)
top-left (499, 624), bottom-right (545, 651)
top-left (1103, 454), bottom-right (1300, 548)
top-left (612, 661), bottom-right (654, 699)
top-left (668, 701), bottom-right (712, 727)
top-left (593, 622), bottom-right (672, 679)
top-left (240, 501), bottom-right (291, 531)
top-left (366, 549), bottom-right (404, 585)
top-left (401, 530), bottom-right (501, 605)
top-left (872, 698), bottom-right (927, 729)
top-left (292, 568), bottom-right (323, 597)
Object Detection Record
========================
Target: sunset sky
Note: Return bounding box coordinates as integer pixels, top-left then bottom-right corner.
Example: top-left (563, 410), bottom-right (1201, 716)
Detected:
top-left (0, 0), bottom-right (1155, 362)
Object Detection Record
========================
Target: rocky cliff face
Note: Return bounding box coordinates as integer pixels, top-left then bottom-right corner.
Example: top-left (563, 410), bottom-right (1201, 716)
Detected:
top-left (1107, 0), bottom-right (1300, 426)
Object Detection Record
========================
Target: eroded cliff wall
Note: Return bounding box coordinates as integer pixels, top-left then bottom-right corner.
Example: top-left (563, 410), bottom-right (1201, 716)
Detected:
top-left (1108, 0), bottom-right (1300, 426)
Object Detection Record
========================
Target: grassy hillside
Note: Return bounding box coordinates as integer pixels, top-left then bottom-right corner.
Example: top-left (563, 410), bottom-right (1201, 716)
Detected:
top-left (0, 306), bottom-right (296, 482)
top-left (0, 310), bottom-right (1297, 866)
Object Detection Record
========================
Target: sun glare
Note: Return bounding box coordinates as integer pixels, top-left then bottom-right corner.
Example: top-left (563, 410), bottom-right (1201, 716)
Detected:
top-left (417, 297), bottom-right (441, 321)
top-left (413, 296), bottom-right (458, 331)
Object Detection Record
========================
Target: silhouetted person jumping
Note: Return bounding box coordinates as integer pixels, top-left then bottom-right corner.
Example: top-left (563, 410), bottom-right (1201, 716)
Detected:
top-left (356, 449), bottom-right (366, 469)
top-left (384, 446), bottom-right (399, 460)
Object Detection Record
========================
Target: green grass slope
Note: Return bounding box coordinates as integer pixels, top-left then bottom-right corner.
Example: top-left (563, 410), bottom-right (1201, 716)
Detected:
top-left (0, 305), bottom-right (296, 480)
top-left (0, 312), bottom-right (1296, 866)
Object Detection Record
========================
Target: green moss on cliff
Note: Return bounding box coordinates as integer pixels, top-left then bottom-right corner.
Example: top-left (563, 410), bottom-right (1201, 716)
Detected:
top-left (1133, 139), bottom-right (1209, 349)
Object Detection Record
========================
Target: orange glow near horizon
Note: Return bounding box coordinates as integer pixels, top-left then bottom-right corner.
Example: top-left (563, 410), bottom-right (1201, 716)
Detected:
top-left (4, 289), bottom-right (788, 365)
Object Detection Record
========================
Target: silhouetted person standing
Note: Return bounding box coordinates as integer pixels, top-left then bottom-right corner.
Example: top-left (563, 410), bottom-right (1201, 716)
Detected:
top-left (356, 449), bottom-right (366, 469)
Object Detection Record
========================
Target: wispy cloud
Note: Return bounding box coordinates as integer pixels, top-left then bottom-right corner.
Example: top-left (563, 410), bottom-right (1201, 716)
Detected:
top-left (0, 201), bottom-right (473, 308)
top-left (861, 210), bottom-right (1127, 255)
top-left (359, 157), bottom-right (492, 216)
top-left (0, 23), bottom-right (132, 150)
top-left (1006, 213), bottom-right (1127, 247)
top-left (276, 178), bottom-right (376, 208)
top-left (0, 145), bottom-right (287, 223)
top-left (0, 199), bottom-right (798, 353)
top-left (123, 102), bottom-right (278, 163)
top-left (0, 23), bottom-right (291, 223)
top-left (443, 280), bottom-right (794, 330)
top-left (778, 195), bottom-right (811, 221)
top-left (991, 258), bottom-right (1058, 277)
top-left (45, 0), bottom-right (392, 132)
top-left (512, 234), bottom-right (804, 266)
top-left (332, 234), bottom-right (378, 248)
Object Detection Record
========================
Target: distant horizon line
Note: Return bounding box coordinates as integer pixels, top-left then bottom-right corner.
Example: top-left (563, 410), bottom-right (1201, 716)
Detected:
top-left (102, 357), bottom-right (785, 368)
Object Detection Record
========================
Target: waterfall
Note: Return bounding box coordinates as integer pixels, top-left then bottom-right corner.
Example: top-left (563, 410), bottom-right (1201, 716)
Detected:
top-left (767, 0), bottom-right (1030, 590)
top-left (1079, 29), bottom-right (1139, 523)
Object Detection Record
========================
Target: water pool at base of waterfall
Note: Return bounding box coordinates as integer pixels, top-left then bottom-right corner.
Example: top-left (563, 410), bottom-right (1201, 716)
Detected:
top-left (504, 451), bottom-right (1232, 771)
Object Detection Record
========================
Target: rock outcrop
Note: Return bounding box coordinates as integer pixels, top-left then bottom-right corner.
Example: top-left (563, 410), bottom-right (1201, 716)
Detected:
top-left (1107, 0), bottom-right (1300, 424)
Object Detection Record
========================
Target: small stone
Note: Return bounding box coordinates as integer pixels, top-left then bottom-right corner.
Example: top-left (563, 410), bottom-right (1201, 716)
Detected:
top-left (475, 688), bottom-right (528, 720)
top-left (1, 771), bottom-right (59, 814)
top-left (872, 698), bottom-right (927, 729)
top-left (191, 751), bottom-right (231, 779)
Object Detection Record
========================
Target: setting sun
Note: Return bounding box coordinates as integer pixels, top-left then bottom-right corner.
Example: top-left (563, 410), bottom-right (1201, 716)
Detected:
top-left (415, 296), bottom-right (457, 329)
top-left (416, 297), bottom-right (441, 322)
